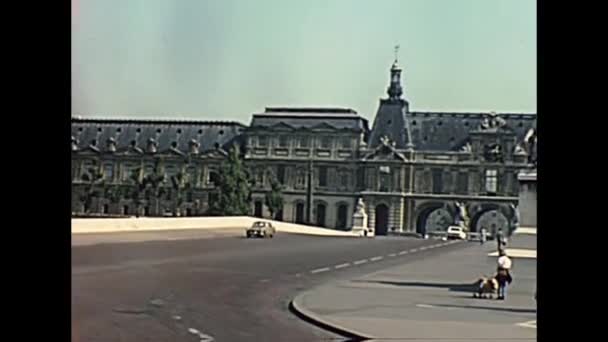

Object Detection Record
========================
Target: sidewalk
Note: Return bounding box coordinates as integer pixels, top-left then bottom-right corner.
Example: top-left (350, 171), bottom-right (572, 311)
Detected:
top-left (292, 232), bottom-right (537, 341)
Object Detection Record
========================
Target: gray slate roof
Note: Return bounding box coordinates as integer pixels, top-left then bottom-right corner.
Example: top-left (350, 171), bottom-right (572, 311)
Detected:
top-left (71, 117), bottom-right (246, 154)
top-left (249, 107), bottom-right (369, 132)
top-left (368, 99), bottom-right (414, 149)
top-left (407, 112), bottom-right (536, 151)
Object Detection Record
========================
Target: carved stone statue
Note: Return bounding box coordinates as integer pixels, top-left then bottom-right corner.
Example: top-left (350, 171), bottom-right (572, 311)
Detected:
top-left (524, 128), bottom-right (537, 164)
top-left (454, 201), bottom-right (470, 230)
top-left (351, 198), bottom-right (371, 237)
top-left (460, 142), bottom-right (472, 153)
top-left (508, 204), bottom-right (520, 235)
top-left (480, 112), bottom-right (507, 130)
top-left (513, 143), bottom-right (527, 155)
top-left (484, 143), bottom-right (503, 162)
top-left (380, 135), bottom-right (390, 146)
top-left (355, 198), bottom-right (366, 215)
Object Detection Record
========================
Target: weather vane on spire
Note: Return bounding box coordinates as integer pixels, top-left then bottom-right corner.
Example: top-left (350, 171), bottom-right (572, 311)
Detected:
top-left (394, 44), bottom-right (400, 63)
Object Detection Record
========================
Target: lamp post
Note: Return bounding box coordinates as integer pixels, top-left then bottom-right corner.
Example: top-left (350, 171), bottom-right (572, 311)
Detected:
top-left (306, 157), bottom-right (314, 225)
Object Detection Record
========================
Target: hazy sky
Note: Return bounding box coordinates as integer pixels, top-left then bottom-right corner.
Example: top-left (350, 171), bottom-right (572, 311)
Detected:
top-left (72, 0), bottom-right (536, 123)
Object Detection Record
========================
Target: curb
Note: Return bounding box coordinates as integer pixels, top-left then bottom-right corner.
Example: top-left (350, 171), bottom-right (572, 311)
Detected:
top-left (289, 292), bottom-right (373, 341)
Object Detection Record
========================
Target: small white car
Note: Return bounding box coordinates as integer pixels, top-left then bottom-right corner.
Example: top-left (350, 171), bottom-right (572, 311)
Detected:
top-left (446, 226), bottom-right (467, 240)
top-left (246, 221), bottom-right (276, 238)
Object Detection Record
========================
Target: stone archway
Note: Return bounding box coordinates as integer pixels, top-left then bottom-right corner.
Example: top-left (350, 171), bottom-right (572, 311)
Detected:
top-left (316, 202), bottom-right (327, 227)
top-left (294, 202), bottom-right (305, 224)
top-left (375, 204), bottom-right (390, 235)
top-left (254, 201), bottom-right (263, 218)
top-left (415, 203), bottom-right (454, 235)
top-left (336, 203), bottom-right (349, 230)
top-left (475, 209), bottom-right (509, 236)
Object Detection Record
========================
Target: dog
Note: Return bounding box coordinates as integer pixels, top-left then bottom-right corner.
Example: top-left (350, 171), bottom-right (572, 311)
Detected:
top-left (473, 276), bottom-right (498, 299)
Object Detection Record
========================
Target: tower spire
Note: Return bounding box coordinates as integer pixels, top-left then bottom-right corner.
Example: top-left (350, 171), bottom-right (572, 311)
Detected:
top-left (387, 45), bottom-right (403, 100)
top-left (394, 44), bottom-right (400, 63)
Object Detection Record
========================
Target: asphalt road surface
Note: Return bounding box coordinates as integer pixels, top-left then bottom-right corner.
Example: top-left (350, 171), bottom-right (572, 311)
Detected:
top-left (72, 231), bottom-right (467, 342)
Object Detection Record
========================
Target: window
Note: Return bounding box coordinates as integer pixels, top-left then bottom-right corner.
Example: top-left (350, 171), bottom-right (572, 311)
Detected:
top-left (432, 169), bottom-right (443, 194)
top-left (256, 170), bottom-right (264, 185)
top-left (356, 169), bottom-right (365, 188)
top-left (485, 169), bottom-right (498, 193)
top-left (296, 172), bottom-right (306, 188)
top-left (379, 172), bottom-right (390, 192)
top-left (278, 136), bottom-right (289, 148)
top-left (318, 166), bottom-right (328, 186)
top-left (208, 170), bottom-right (220, 185)
top-left (104, 163), bottom-right (114, 181)
top-left (166, 165), bottom-right (177, 177)
top-left (298, 136), bottom-right (309, 148)
top-left (457, 172), bottom-right (469, 194)
top-left (340, 137), bottom-right (351, 149)
top-left (340, 171), bottom-right (349, 188)
top-left (336, 204), bottom-right (348, 230)
top-left (277, 165), bottom-right (286, 184)
top-left (258, 136), bottom-right (267, 147)
top-left (320, 137), bottom-right (331, 149)
top-left (122, 164), bottom-right (135, 181)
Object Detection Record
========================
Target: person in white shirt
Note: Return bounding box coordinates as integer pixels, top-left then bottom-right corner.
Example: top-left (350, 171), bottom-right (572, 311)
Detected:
top-left (495, 250), bottom-right (513, 300)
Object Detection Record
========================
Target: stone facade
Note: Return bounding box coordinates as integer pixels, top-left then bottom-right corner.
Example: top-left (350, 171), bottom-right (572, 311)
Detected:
top-left (71, 59), bottom-right (537, 235)
top-left (517, 170), bottom-right (537, 227)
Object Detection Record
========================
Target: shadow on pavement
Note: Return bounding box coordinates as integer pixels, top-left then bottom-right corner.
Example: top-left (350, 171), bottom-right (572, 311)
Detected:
top-left (354, 280), bottom-right (477, 293)
top-left (431, 303), bottom-right (536, 314)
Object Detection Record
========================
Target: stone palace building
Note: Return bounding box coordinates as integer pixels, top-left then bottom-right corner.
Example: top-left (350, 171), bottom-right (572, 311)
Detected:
top-left (71, 58), bottom-right (537, 236)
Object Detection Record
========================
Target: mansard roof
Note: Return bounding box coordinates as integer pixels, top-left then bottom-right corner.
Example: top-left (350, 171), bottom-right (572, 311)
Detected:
top-left (407, 111), bottom-right (536, 151)
top-left (71, 117), bottom-right (246, 154)
top-left (249, 107), bottom-right (369, 132)
top-left (368, 99), bottom-right (414, 150)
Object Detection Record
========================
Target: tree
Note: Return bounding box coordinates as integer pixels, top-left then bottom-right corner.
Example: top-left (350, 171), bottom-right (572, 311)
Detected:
top-left (80, 162), bottom-right (105, 214)
top-left (211, 145), bottom-right (251, 216)
top-left (170, 163), bottom-right (190, 216)
top-left (144, 158), bottom-right (166, 216)
top-left (129, 161), bottom-right (146, 217)
top-left (265, 176), bottom-right (284, 220)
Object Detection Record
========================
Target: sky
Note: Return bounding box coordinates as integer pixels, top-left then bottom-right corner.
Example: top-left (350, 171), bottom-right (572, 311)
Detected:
top-left (72, 0), bottom-right (536, 124)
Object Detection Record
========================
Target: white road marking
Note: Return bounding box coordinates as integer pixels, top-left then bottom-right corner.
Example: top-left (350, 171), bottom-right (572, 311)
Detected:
top-left (488, 249), bottom-right (536, 259)
top-left (188, 328), bottom-right (200, 335)
top-left (416, 304), bottom-right (437, 309)
top-left (259, 279), bottom-right (270, 283)
top-left (398, 251), bottom-right (408, 255)
top-left (419, 246), bottom-right (428, 251)
top-left (388, 253), bottom-right (397, 257)
top-left (410, 248), bottom-right (418, 252)
top-left (370, 256), bottom-right (383, 261)
top-left (516, 320), bottom-right (537, 329)
top-left (334, 263), bottom-right (351, 269)
top-left (295, 273), bottom-right (302, 277)
top-left (310, 267), bottom-right (330, 274)
top-left (354, 259), bottom-right (368, 265)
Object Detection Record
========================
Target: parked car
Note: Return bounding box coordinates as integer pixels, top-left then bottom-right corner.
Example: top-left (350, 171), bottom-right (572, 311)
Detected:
top-left (446, 226), bottom-right (467, 240)
top-left (246, 221), bottom-right (276, 238)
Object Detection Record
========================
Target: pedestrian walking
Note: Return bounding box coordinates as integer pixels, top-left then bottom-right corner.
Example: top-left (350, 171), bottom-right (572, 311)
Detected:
top-left (495, 249), bottom-right (513, 300)
top-left (496, 228), bottom-right (505, 252)
top-left (480, 227), bottom-right (487, 245)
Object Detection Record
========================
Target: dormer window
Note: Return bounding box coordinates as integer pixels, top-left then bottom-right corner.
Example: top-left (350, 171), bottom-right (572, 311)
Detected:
top-left (90, 139), bottom-right (97, 147)
top-left (171, 141), bottom-right (178, 149)
top-left (106, 137), bottom-right (117, 152)
top-left (147, 138), bottom-right (158, 153)
top-left (189, 139), bottom-right (200, 154)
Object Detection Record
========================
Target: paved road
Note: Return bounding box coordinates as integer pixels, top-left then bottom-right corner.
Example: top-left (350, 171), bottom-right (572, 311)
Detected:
top-left (72, 232), bottom-right (467, 342)
top-left (294, 233), bottom-right (537, 341)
